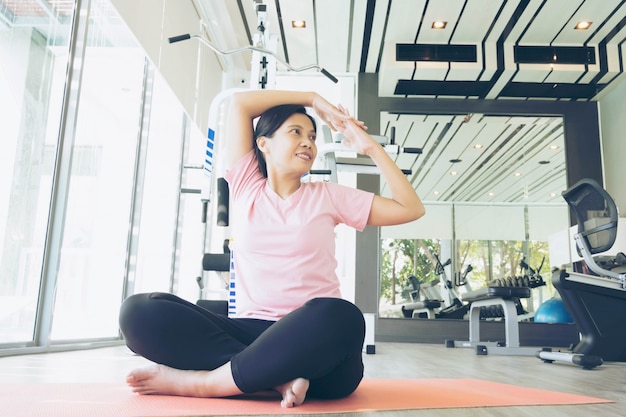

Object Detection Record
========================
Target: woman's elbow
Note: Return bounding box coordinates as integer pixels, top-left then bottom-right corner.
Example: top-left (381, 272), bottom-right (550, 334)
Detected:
top-left (415, 205), bottom-right (426, 220)
top-left (394, 204), bottom-right (425, 225)
top-left (408, 202), bottom-right (426, 222)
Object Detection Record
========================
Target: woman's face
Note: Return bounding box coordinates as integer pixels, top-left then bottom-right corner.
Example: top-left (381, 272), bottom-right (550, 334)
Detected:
top-left (258, 113), bottom-right (317, 177)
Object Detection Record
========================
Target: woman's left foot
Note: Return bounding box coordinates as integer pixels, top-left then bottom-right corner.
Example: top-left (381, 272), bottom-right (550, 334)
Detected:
top-left (276, 377), bottom-right (309, 408)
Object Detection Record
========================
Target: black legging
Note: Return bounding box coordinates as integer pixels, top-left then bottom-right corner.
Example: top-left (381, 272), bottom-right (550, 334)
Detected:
top-left (119, 293), bottom-right (365, 399)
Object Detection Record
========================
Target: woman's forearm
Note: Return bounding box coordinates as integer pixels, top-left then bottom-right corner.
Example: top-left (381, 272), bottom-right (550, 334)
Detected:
top-left (230, 90), bottom-right (317, 119)
top-left (367, 144), bottom-right (425, 222)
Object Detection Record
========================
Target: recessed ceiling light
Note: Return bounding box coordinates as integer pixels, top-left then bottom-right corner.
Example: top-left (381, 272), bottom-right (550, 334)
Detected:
top-left (473, 144), bottom-right (483, 149)
top-left (292, 20), bottom-right (306, 28)
top-left (432, 21), bottom-right (447, 29)
top-left (575, 21), bottom-right (592, 30)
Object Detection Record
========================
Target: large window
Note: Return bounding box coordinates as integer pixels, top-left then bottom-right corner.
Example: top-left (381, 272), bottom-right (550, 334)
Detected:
top-left (49, 6), bottom-right (146, 341)
top-left (0, 1), bottom-right (74, 344)
top-left (0, 0), bottom-right (204, 352)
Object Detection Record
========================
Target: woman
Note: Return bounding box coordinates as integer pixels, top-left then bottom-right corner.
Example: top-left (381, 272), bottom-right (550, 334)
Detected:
top-left (119, 90), bottom-right (425, 408)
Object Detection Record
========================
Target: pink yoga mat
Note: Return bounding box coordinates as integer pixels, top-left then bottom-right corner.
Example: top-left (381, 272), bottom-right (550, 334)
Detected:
top-left (0, 378), bottom-right (611, 416)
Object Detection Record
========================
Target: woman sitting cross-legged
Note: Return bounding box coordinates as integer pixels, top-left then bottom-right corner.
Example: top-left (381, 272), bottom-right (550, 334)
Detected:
top-left (118, 89), bottom-right (425, 408)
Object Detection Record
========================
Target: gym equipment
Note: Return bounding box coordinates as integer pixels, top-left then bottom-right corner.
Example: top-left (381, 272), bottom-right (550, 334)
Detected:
top-left (168, 3), bottom-right (338, 87)
top-left (446, 285), bottom-right (540, 356)
top-left (401, 275), bottom-right (441, 319)
top-left (454, 264), bottom-right (473, 287)
top-left (401, 254), bottom-right (471, 319)
top-left (543, 178), bottom-right (626, 364)
top-left (536, 348), bottom-right (603, 370)
top-left (434, 255), bottom-right (471, 319)
top-left (534, 298), bottom-right (573, 324)
top-left (446, 261), bottom-right (563, 358)
top-left (311, 126), bottom-right (419, 183)
top-left (170, 4), bottom-right (338, 299)
top-left (169, 4), bottom-right (340, 225)
top-left (196, 239), bottom-right (230, 316)
top-left (446, 179), bottom-right (626, 369)
top-left (168, 33), bottom-right (337, 85)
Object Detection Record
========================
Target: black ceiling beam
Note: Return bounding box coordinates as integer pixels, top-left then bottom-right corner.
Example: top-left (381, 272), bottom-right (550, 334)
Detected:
top-left (500, 82), bottom-right (605, 99)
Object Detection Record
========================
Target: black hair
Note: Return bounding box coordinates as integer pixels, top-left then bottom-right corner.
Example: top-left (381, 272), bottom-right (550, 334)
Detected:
top-left (253, 104), bottom-right (317, 177)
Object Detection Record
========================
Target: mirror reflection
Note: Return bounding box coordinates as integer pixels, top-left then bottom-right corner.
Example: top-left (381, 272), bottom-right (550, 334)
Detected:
top-left (377, 113), bottom-right (569, 320)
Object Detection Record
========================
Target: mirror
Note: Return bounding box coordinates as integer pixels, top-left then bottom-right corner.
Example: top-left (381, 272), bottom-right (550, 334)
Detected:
top-left (377, 112), bottom-right (569, 320)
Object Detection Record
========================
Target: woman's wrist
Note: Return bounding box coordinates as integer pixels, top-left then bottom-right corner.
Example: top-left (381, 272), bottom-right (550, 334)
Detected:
top-left (308, 91), bottom-right (322, 107)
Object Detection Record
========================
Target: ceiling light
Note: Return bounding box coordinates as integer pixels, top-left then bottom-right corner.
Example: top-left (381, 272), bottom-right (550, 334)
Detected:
top-left (432, 21), bottom-right (447, 29)
top-left (575, 21), bottom-right (592, 30)
top-left (292, 20), bottom-right (306, 28)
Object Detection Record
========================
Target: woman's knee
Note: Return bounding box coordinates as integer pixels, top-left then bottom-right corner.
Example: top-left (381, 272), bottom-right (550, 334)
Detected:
top-left (304, 298), bottom-right (365, 339)
top-left (119, 292), bottom-right (187, 339)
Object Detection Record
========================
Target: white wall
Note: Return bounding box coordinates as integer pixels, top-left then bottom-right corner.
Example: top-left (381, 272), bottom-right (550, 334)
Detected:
top-left (599, 73), bottom-right (626, 211)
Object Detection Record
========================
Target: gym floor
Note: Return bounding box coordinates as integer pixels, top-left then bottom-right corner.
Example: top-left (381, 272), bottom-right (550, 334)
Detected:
top-left (0, 342), bottom-right (624, 416)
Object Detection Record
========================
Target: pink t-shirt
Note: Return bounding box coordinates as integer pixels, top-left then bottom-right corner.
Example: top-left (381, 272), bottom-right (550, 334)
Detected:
top-left (224, 150), bottom-right (374, 320)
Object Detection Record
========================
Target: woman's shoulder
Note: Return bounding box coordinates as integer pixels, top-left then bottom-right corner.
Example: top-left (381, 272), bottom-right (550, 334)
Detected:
top-left (225, 150), bottom-right (265, 198)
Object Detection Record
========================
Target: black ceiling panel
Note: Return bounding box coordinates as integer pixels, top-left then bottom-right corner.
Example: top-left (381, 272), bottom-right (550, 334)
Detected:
top-left (514, 46), bottom-right (596, 65)
top-left (395, 80), bottom-right (491, 96)
top-left (396, 44), bottom-right (477, 62)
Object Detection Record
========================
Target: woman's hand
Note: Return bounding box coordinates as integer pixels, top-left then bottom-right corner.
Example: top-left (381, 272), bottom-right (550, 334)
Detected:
top-left (311, 95), bottom-right (367, 132)
top-left (339, 118), bottom-right (379, 156)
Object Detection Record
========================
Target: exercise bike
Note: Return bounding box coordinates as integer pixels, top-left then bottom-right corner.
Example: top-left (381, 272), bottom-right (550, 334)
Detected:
top-left (401, 254), bottom-right (472, 319)
top-left (538, 178), bottom-right (626, 368)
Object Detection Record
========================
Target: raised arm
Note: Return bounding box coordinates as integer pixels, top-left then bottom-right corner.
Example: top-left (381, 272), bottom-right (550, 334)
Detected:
top-left (339, 119), bottom-right (425, 226)
top-left (225, 90), bottom-right (352, 169)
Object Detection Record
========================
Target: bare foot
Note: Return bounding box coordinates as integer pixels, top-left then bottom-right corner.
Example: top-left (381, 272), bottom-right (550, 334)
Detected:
top-left (275, 377), bottom-right (310, 408)
top-left (126, 364), bottom-right (241, 398)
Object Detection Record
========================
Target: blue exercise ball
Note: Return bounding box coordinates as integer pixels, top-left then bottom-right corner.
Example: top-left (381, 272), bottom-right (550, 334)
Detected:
top-left (534, 298), bottom-right (573, 323)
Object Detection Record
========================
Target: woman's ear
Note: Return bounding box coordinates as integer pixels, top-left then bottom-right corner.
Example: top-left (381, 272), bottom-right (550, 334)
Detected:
top-left (256, 136), bottom-right (268, 152)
